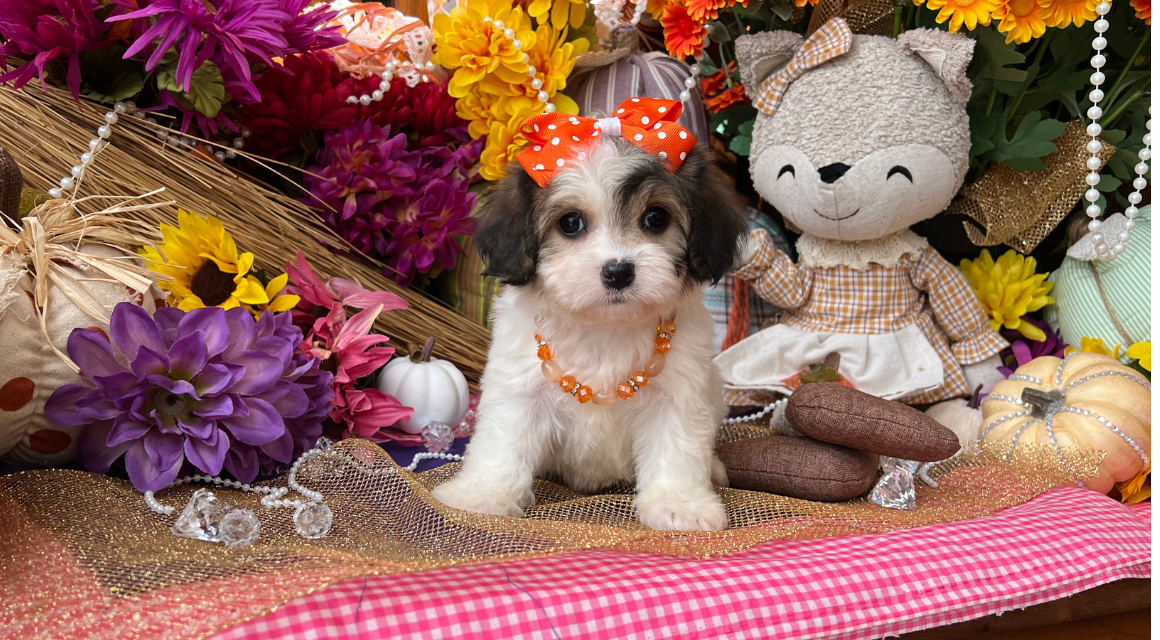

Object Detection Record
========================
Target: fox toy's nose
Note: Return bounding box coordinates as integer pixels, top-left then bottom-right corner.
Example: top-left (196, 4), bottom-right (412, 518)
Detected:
top-left (818, 163), bottom-right (851, 184)
top-left (600, 260), bottom-right (635, 291)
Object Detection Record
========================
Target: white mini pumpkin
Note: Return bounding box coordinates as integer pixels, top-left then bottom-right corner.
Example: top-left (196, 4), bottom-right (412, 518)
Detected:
top-left (377, 337), bottom-right (470, 434)
top-left (981, 352), bottom-right (1150, 493)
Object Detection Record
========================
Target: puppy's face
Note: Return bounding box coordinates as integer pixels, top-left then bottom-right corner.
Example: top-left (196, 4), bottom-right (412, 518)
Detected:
top-left (475, 139), bottom-right (745, 326)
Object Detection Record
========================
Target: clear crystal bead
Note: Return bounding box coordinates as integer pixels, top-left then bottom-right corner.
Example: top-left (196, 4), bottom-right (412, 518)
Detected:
top-left (171, 489), bottom-right (231, 542)
top-left (294, 501), bottom-right (333, 539)
top-left (453, 409), bottom-right (478, 438)
top-left (220, 509), bottom-right (260, 548)
top-left (422, 421), bottom-right (455, 453)
top-left (869, 462), bottom-right (917, 511)
top-left (314, 436), bottom-right (334, 451)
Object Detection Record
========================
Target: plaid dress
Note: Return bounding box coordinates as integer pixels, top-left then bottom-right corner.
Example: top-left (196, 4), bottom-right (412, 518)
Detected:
top-left (718, 229), bottom-right (1007, 405)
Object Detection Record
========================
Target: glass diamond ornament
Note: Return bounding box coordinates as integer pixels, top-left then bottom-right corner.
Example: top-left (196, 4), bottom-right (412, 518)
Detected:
top-left (171, 489), bottom-right (232, 542)
top-left (869, 459), bottom-right (917, 510)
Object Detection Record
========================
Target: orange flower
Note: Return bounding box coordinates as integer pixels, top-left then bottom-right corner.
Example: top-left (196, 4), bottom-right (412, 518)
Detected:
top-left (701, 70), bottom-right (726, 96)
top-left (994, 0), bottom-right (1048, 44)
top-left (660, 2), bottom-right (707, 59)
top-left (796, 0), bottom-right (819, 6)
top-left (687, 0), bottom-right (729, 21)
top-left (1037, 0), bottom-right (1096, 27)
top-left (703, 85), bottom-right (748, 112)
top-left (1130, 0), bottom-right (1150, 22)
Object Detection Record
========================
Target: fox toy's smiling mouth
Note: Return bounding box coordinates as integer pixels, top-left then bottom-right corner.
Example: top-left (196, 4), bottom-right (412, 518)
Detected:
top-left (814, 208), bottom-right (860, 221)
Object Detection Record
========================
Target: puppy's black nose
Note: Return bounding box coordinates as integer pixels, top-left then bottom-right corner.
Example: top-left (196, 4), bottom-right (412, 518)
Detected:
top-left (601, 260), bottom-right (635, 291)
top-left (818, 163), bottom-right (851, 184)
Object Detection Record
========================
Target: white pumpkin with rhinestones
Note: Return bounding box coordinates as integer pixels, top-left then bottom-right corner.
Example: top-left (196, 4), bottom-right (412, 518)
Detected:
top-left (981, 352), bottom-right (1150, 493)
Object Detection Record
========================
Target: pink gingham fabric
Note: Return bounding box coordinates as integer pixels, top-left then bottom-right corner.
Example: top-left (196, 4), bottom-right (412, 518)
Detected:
top-left (213, 488), bottom-right (1150, 640)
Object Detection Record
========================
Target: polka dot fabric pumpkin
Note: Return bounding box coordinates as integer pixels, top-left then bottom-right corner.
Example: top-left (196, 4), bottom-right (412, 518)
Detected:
top-left (980, 352), bottom-right (1150, 494)
top-left (0, 244), bottom-right (156, 467)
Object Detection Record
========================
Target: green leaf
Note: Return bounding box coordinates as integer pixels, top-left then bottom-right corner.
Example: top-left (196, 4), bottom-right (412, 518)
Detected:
top-left (706, 21), bottom-right (732, 43)
top-left (157, 60), bottom-right (228, 118)
top-left (976, 111), bottom-right (1068, 172)
top-left (968, 106), bottom-right (998, 156)
top-left (85, 70), bottom-right (144, 103)
top-left (729, 135), bottom-right (751, 156)
top-left (969, 27), bottom-right (1027, 85)
top-left (770, 3), bottom-right (794, 21)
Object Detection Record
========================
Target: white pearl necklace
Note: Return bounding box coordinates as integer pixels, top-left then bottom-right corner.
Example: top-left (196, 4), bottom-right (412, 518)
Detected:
top-left (1081, 0), bottom-right (1150, 260)
top-left (480, 15), bottom-right (558, 113)
top-left (144, 446), bottom-right (325, 515)
top-left (47, 100), bottom-right (138, 199)
top-left (722, 398), bottom-right (788, 425)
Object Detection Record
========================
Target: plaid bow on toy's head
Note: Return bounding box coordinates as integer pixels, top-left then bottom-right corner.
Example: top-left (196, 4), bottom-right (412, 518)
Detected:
top-left (517, 97), bottom-right (697, 187)
top-left (751, 17), bottom-right (853, 117)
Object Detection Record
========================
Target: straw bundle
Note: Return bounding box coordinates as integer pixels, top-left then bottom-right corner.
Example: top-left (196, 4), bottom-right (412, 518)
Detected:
top-left (0, 83), bottom-right (490, 387)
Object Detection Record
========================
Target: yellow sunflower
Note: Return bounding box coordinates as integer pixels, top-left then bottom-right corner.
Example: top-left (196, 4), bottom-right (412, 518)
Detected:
top-left (923, 0), bottom-right (999, 31)
top-left (251, 273), bottom-right (301, 315)
top-left (139, 209), bottom-right (290, 316)
top-left (995, 0), bottom-right (1048, 43)
top-left (1038, 0), bottom-right (1096, 27)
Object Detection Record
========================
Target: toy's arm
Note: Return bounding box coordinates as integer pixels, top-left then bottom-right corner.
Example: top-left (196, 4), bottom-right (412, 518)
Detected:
top-left (733, 229), bottom-right (812, 309)
top-left (913, 247), bottom-right (1009, 363)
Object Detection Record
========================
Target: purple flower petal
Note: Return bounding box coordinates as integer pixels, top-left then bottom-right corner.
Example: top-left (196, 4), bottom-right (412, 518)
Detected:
top-left (168, 331), bottom-right (209, 378)
top-left (154, 307), bottom-right (184, 345)
top-left (259, 430), bottom-right (294, 464)
top-left (131, 346), bottom-right (171, 377)
top-left (184, 427), bottom-right (229, 476)
top-left (230, 352), bottom-right (282, 395)
top-left (222, 397), bottom-right (285, 445)
top-left (193, 394), bottom-right (236, 420)
top-left (91, 371), bottom-right (141, 400)
top-left (178, 307), bottom-right (230, 357)
top-left (110, 302), bottom-right (164, 361)
top-left (107, 415), bottom-right (153, 447)
top-left (68, 328), bottom-right (125, 379)
top-left (194, 363), bottom-right (237, 397)
top-left (45, 384), bottom-right (95, 427)
top-left (223, 445), bottom-right (260, 484)
top-left (125, 438), bottom-right (185, 492)
top-left (178, 415), bottom-right (216, 440)
top-left (222, 307), bottom-right (258, 360)
top-left (142, 428), bottom-right (184, 471)
top-left (75, 390), bottom-right (121, 421)
top-left (77, 421), bottom-right (133, 473)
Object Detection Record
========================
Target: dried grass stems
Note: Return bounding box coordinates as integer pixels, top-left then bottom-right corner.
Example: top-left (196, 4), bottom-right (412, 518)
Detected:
top-left (0, 83), bottom-right (490, 386)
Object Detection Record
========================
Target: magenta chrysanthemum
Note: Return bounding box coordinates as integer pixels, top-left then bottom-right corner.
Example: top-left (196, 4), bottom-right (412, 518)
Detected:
top-left (303, 121), bottom-right (418, 256)
top-left (0, 0), bottom-right (119, 100)
top-left (384, 179), bottom-right (477, 286)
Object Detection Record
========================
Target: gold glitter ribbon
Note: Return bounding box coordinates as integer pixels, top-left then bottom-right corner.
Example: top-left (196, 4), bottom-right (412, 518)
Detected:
top-left (0, 434), bottom-right (1102, 639)
top-left (949, 120), bottom-right (1117, 254)
top-left (807, 0), bottom-right (896, 36)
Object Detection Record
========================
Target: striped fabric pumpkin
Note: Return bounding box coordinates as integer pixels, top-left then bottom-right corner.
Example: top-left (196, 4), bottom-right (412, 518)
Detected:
top-left (1046, 206), bottom-right (1150, 355)
top-left (564, 51), bottom-right (709, 142)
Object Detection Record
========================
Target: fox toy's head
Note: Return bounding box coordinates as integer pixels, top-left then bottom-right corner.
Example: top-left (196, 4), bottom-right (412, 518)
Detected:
top-left (736, 25), bottom-right (975, 242)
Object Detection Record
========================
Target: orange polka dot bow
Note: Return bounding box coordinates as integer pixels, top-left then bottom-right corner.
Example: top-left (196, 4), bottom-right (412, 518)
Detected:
top-left (516, 97), bottom-right (697, 188)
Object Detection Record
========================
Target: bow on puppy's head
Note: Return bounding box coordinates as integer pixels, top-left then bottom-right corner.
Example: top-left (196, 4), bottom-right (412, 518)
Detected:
top-left (473, 98), bottom-right (746, 326)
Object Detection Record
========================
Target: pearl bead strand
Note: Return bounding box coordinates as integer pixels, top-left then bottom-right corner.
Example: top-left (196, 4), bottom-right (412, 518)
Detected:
top-left (47, 101), bottom-right (137, 199)
top-left (481, 15), bottom-right (557, 113)
top-left (344, 61), bottom-right (406, 106)
top-left (1082, 1), bottom-right (1150, 260)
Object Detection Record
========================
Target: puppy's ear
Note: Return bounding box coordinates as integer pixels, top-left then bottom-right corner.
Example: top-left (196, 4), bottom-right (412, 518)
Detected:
top-left (475, 163), bottom-right (541, 285)
top-left (678, 146), bottom-right (746, 285)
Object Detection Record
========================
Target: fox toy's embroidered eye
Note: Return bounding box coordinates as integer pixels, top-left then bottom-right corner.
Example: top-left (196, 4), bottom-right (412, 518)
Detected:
top-left (887, 165), bottom-right (913, 182)
top-left (778, 164), bottom-right (795, 179)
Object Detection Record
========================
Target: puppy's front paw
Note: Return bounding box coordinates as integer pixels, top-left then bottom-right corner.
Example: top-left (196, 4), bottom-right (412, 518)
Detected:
top-left (711, 455), bottom-right (730, 488)
top-left (431, 480), bottom-right (526, 518)
top-left (635, 487), bottom-right (728, 531)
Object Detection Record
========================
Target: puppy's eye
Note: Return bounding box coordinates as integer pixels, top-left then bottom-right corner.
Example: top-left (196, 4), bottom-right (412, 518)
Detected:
top-left (887, 165), bottom-right (913, 182)
top-left (557, 212), bottom-right (586, 237)
top-left (640, 206), bottom-right (670, 233)
top-left (778, 165), bottom-right (795, 179)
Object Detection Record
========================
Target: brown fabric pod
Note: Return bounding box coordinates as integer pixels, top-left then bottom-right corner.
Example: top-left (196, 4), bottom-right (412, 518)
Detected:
top-left (786, 383), bottom-right (961, 461)
top-left (718, 435), bottom-right (880, 501)
top-left (0, 145), bottom-right (21, 219)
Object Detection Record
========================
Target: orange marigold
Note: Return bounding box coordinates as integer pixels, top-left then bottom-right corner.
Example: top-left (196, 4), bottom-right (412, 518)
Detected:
top-left (687, 0), bottom-right (729, 21)
top-left (703, 85), bottom-right (748, 112)
top-left (1130, 0), bottom-right (1150, 22)
top-left (660, 2), bottom-right (707, 59)
top-left (795, 0), bottom-right (819, 6)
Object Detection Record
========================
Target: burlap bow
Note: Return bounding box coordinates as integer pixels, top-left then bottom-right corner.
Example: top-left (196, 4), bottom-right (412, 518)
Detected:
top-left (752, 17), bottom-right (854, 117)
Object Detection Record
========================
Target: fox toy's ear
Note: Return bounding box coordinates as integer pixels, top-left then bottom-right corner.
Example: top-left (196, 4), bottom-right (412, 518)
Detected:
top-left (474, 165), bottom-right (541, 286)
top-left (735, 31), bottom-right (805, 98)
top-left (897, 29), bottom-right (975, 105)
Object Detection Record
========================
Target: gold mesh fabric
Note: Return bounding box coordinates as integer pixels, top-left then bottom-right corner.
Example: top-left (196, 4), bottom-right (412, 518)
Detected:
top-left (950, 120), bottom-right (1117, 254)
top-left (807, 0), bottom-right (895, 36)
top-left (1, 431), bottom-right (1101, 640)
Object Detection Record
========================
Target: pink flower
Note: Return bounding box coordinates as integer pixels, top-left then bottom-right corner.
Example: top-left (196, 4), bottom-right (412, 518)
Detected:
top-left (284, 250), bottom-right (406, 324)
top-left (334, 387), bottom-right (414, 442)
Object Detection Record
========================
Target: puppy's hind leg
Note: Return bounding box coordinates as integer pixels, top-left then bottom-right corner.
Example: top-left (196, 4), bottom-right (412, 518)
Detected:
top-left (430, 392), bottom-right (552, 518)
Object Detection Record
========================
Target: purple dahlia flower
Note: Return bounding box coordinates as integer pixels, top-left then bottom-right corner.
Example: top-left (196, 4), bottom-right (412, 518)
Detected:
top-left (46, 302), bottom-right (331, 492)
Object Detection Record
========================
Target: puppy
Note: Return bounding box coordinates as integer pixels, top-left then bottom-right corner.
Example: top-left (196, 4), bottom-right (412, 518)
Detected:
top-left (430, 117), bottom-right (746, 531)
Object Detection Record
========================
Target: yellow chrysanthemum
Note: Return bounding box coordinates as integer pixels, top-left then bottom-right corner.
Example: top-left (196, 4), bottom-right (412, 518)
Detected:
top-left (139, 209), bottom-right (271, 314)
top-left (923, 0), bottom-right (999, 31)
top-left (526, 0), bottom-right (588, 30)
top-left (959, 249), bottom-right (1055, 340)
top-left (479, 117), bottom-right (528, 181)
top-left (1037, 0), bottom-right (1096, 27)
top-left (481, 25), bottom-right (584, 118)
top-left (1126, 341), bottom-right (1151, 371)
top-left (994, 0), bottom-right (1048, 43)
top-left (432, 0), bottom-right (536, 99)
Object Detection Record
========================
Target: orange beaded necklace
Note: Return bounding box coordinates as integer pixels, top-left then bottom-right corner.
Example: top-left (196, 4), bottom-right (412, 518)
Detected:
top-left (536, 319), bottom-right (676, 405)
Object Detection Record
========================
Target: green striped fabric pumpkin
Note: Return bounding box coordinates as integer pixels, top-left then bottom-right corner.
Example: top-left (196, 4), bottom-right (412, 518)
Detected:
top-left (1045, 205), bottom-right (1151, 357)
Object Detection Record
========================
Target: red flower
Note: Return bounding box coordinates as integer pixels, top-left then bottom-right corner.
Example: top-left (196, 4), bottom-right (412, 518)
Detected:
top-left (703, 85), bottom-right (748, 112)
top-left (686, 0), bottom-right (728, 21)
top-left (408, 80), bottom-right (464, 141)
top-left (660, 2), bottom-right (707, 59)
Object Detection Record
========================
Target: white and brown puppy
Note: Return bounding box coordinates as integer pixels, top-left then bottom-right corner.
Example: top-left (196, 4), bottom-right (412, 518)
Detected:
top-left (430, 133), bottom-right (745, 531)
